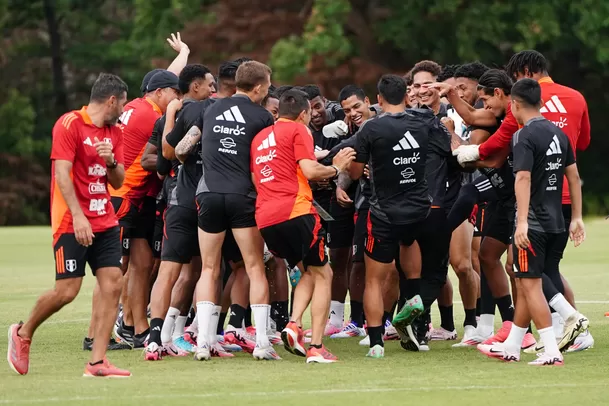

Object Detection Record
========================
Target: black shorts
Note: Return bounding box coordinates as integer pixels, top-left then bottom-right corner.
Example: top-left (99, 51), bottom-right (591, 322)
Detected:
top-left (161, 205), bottom-right (200, 264)
top-left (152, 197), bottom-right (166, 259)
top-left (222, 230), bottom-right (243, 263)
top-left (260, 214), bottom-right (327, 269)
top-left (482, 201), bottom-right (514, 246)
top-left (365, 211), bottom-right (426, 264)
top-left (352, 208), bottom-right (369, 263)
top-left (111, 197), bottom-right (139, 256)
top-left (327, 198), bottom-right (355, 249)
top-left (471, 202), bottom-right (488, 238)
top-left (54, 227), bottom-right (121, 280)
top-left (132, 196), bottom-right (156, 242)
top-left (512, 229), bottom-right (563, 279)
top-left (196, 192), bottom-right (256, 234)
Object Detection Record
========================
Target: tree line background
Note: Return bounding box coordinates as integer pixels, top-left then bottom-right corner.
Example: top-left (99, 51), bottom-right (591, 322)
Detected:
top-left (1, 0), bottom-right (608, 225)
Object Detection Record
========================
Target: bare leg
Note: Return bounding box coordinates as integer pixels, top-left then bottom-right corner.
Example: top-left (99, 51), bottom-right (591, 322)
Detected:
top-left (91, 267), bottom-right (123, 362)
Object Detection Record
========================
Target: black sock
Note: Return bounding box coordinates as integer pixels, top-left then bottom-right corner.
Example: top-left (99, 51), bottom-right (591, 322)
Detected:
top-left (89, 359), bottom-right (104, 366)
top-left (439, 305), bottom-right (455, 331)
top-left (185, 306), bottom-right (195, 328)
top-left (480, 271), bottom-right (496, 314)
top-left (350, 300), bottom-right (364, 327)
top-left (149, 318), bottom-right (163, 345)
top-left (135, 328), bottom-right (150, 340)
top-left (244, 305), bottom-right (252, 328)
top-left (476, 298), bottom-right (482, 317)
top-left (121, 320), bottom-right (134, 334)
top-left (382, 311), bottom-right (392, 327)
top-left (217, 312), bottom-right (227, 335)
top-left (368, 325), bottom-right (384, 347)
top-left (228, 304), bottom-right (246, 328)
top-left (464, 309), bottom-right (477, 327)
top-left (271, 301), bottom-right (290, 331)
top-left (496, 295), bottom-right (514, 322)
top-left (290, 290), bottom-right (295, 316)
top-left (404, 278), bottom-right (421, 300)
top-left (310, 343), bottom-right (322, 349)
top-left (390, 301), bottom-right (397, 321)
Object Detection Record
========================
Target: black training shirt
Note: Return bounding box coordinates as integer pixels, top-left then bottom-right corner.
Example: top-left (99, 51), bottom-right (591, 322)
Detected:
top-left (311, 127), bottom-right (340, 210)
top-left (512, 116), bottom-right (575, 233)
top-left (197, 94), bottom-right (274, 198)
top-left (354, 112), bottom-right (432, 224)
top-left (167, 99), bottom-right (214, 209)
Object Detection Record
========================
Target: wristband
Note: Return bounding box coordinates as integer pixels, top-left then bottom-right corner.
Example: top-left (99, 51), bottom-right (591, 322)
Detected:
top-left (107, 158), bottom-right (118, 169)
top-left (331, 165), bottom-right (340, 178)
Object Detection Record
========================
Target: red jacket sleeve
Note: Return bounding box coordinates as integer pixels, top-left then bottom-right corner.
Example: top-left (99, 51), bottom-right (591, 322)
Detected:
top-left (478, 107), bottom-right (519, 160)
top-left (577, 102), bottom-right (591, 151)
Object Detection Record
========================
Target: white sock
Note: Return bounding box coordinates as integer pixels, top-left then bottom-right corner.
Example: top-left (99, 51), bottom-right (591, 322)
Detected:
top-left (161, 307), bottom-right (180, 344)
top-left (251, 304), bottom-right (271, 347)
top-left (549, 294), bottom-right (577, 321)
top-left (329, 301), bottom-right (344, 327)
top-left (209, 306), bottom-right (222, 345)
top-left (186, 314), bottom-right (198, 334)
top-left (551, 313), bottom-right (565, 339)
top-left (539, 326), bottom-right (560, 356)
top-left (478, 314), bottom-right (495, 337)
top-left (172, 315), bottom-right (188, 341)
top-left (196, 301), bottom-right (214, 348)
top-left (503, 324), bottom-right (527, 353)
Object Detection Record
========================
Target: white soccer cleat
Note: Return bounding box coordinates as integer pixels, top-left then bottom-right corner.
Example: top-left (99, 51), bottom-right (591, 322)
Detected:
top-left (253, 345), bottom-right (281, 361)
top-left (428, 327), bottom-right (458, 341)
top-left (193, 343), bottom-right (211, 361)
top-left (330, 322), bottom-right (366, 338)
top-left (477, 342), bottom-right (520, 362)
top-left (452, 325), bottom-right (482, 347)
top-left (566, 329), bottom-right (594, 353)
top-left (358, 335), bottom-right (370, 346)
top-left (558, 313), bottom-right (589, 351)
top-left (528, 352), bottom-right (564, 366)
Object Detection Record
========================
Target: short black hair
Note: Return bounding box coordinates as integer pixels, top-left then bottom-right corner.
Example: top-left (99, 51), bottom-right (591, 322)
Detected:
top-left (299, 84), bottom-right (322, 101)
top-left (262, 85), bottom-right (278, 106)
top-left (233, 57), bottom-right (253, 65)
top-left (338, 85), bottom-right (366, 103)
top-left (411, 60), bottom-right (442, 80)
top-left (377, 74), bottom-right (406, 105)
top-left (178, 64), bottom-right (212, 94)
top-left (274, 85), bottom-right (294, 99)
top-left (454, 61), bottom-right (489, 82)
top-left (505, 50), bottom-right (548, 79)
top-left (404, 69), bottom-right (414, 86)
top-left (511, 78), bottom-right (542, 108)
top-left (477, 69), bottom-right (513, 96)
top-left (90, 73), bottom-right (128, 103)
top-left (437, 64), bottom-right (461, 82)
top-left (278, 89), bottom-right (310, 120)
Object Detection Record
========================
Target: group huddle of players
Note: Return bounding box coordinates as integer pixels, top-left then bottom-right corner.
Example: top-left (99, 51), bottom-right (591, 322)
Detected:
top-left (7, 33), bottom-right (593, 378)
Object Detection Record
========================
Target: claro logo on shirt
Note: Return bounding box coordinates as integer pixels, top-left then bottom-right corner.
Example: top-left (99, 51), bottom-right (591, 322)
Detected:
top-left (255, 150), bottom-right (276, 164)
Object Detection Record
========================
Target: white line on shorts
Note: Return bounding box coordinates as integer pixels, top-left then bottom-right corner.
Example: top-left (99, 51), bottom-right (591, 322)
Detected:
top-left (0, 383), bottom-right (604, 404)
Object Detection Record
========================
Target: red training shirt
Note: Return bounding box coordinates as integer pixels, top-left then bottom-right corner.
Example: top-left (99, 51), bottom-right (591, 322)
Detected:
top-left (109, 97), bottom-right (162, 207)
top-left (251, 119), bottom-right (318, 229)
top-left (50, 107), bottom-right (125, 245)
top-left (478, 77), bottom-right (590, 204)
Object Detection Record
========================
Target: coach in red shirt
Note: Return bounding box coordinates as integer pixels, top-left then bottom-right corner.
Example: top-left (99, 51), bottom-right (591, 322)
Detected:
top-left (251, 89), bottom-right (354, 364)
top-left (7, 74), bottom-right (132, 378)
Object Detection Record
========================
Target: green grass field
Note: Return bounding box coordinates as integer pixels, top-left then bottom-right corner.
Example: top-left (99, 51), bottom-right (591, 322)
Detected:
top-left (1, 221), bottom-right (608, 405)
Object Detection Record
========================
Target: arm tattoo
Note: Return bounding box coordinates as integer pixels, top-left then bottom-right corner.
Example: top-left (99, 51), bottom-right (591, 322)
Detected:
top-left (175, 125), bottom-right (202, 162)
top-left (337, 172), bottom-right (352, 190)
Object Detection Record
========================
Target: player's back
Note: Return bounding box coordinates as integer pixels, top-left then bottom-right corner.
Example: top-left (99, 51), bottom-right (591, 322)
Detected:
top-left (199, 94), bottom-right (274, 198)
top-left (110, 97), bottom-right (162, 204)
top-left (251, 120), bottom-right (316, 228)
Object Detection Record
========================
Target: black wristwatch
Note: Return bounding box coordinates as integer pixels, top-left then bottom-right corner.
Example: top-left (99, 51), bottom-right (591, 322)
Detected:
top-left (107, 158), bottom-right (118, 169)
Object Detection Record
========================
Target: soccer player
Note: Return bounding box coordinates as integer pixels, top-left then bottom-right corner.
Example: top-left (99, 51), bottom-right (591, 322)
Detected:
top-left (478, 78), bottom-right (586, 365)
top-left (349, 74), bottom-right (451, 358)
top-left (193, 61), bottom-right (278, 361)
top-left (7, 73), bottom-right (131, 377)
top-left (111, 70), bottom-right (180, 348)
top-left (263, 87), bottom-right (279, 121)
top-left (143, 64), bottom-right (216, 360)
top-left (252, 89), bottom-right (355, 363)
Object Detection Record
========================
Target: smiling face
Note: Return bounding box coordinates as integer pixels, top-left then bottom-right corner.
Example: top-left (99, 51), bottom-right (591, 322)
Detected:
top-left (340, 94), bottom-right (371, 127)
top-left (309, 95), bottom-right (328, 129)
top-left (477, 88), bottom-right (509, 118)
top-left (412, 71), bottom-right (440, 108)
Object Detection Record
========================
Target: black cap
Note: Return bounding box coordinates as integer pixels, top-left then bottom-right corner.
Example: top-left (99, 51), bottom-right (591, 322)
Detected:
top-left (146, 71), bottom-right (180, 93)
top-left (140, 69), bottom-right (164, 95)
